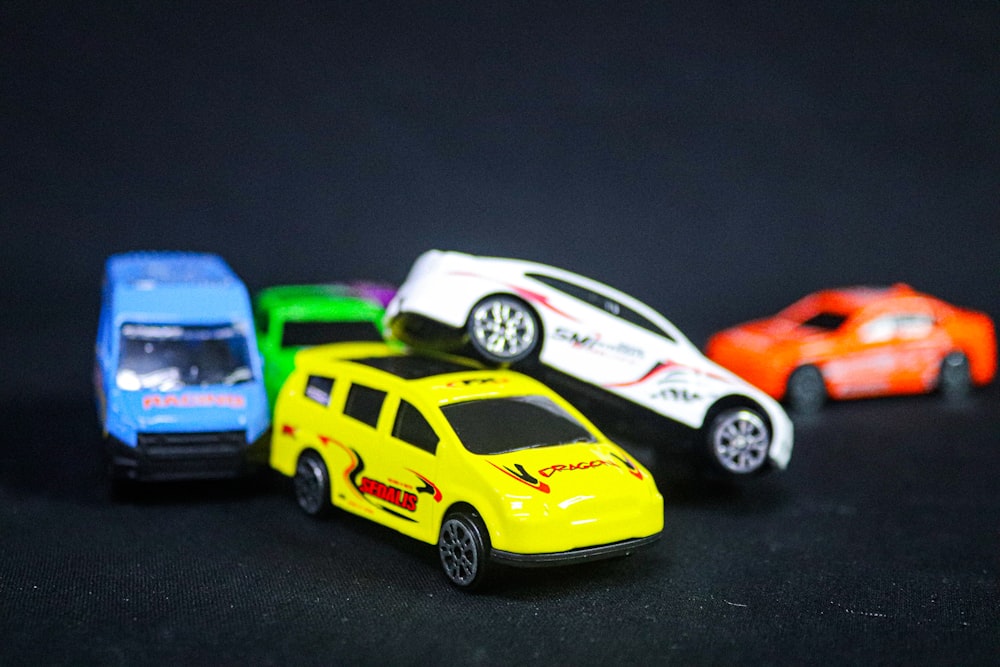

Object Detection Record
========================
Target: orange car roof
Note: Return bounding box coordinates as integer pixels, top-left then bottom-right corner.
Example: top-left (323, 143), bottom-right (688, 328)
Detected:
top-left (787, 284), bottom-right (917, 316)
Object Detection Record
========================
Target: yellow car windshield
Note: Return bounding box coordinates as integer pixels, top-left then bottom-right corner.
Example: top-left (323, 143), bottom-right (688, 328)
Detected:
top-left (441, 395), bottom-right (596, 455)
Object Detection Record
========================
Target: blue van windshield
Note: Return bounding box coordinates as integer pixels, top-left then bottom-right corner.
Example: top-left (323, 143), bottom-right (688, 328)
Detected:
top-left (116, 323), bottom-right (254, 391)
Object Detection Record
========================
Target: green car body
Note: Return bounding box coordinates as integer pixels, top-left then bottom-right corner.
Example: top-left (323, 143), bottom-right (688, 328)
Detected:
top-left (254, 283), bottom-right (394, 407)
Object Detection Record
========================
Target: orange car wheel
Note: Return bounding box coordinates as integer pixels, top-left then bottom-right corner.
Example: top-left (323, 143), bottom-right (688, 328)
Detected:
top-left (786, 365), bottom-right (827, 413)
top-left (938, 352), bottom-right (972, 400)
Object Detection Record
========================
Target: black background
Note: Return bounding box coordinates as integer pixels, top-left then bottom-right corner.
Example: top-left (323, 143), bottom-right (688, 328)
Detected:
top-left (2, 3), bottom-right (998, 665)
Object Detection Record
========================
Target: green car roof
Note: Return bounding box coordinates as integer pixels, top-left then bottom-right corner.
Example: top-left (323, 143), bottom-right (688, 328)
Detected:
top-left (256, 284), bottom-right (388, 321)
top-left (254, 283), bottom-right (395, 408)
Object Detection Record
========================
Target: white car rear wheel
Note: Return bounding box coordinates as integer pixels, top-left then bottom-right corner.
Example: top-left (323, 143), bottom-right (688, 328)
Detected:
top-left (467, 295), bottom-right (539, 364)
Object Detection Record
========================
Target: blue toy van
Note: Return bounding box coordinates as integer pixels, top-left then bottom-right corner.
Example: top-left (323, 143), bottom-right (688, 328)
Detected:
top-left (94, 251), bottom-right (270, 483)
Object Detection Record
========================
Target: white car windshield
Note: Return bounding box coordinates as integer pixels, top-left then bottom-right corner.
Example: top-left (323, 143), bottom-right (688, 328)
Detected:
top-left (116, 323), bottom-right (254, 391)
top-left (441, 395), bottom-right (596, 455)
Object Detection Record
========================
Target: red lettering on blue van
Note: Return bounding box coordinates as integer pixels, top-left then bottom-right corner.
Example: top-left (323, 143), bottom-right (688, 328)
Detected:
top-left (142, 393), bottom-right (246, 410)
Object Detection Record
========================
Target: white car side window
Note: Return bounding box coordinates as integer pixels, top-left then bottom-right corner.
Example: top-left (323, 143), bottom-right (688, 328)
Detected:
top-left (526, 273), bottom-right (674, 341)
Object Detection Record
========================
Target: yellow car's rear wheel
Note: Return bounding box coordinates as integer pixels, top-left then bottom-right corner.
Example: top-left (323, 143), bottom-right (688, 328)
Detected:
top-left (294, 451), bottom-right (331, 518)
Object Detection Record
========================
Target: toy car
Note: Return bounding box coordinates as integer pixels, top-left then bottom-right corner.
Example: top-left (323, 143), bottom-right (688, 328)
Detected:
top-left (705, 284), bottom-right (997, 412)
top-left (384, 250), bottom-right (793, 478)
top-left (254, 282), bottom-right (394, 407)
top-left (269, 342), bottom-right (663, 590)
top-left (95, 252), bottom-right (270, 484)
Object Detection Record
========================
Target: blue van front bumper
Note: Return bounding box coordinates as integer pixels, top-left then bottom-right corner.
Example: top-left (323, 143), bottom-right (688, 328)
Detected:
top-left (106, 429), bottom-right (270, 481)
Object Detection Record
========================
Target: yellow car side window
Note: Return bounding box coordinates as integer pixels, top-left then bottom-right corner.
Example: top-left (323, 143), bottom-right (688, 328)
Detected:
top-left (304, 375), bottom-right (334, 407)
top-left (392, 400), bottom-right (439, 454)
top-left (344, 383), bottom-right (386, 428)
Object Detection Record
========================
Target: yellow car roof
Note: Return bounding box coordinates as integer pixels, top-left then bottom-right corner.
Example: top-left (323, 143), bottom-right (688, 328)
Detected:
top-left (293, 342), bottom-right (564, 406)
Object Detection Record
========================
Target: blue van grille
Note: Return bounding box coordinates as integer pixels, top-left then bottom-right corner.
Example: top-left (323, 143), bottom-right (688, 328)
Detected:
top-left (137, 430), bottom-right (246, 459)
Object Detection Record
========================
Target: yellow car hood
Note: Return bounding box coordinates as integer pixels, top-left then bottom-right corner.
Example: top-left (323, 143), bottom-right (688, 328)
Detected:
top-left (470, 441), bottom-right (662, 554)
top-left (477, 441), bottom-right (652, 500)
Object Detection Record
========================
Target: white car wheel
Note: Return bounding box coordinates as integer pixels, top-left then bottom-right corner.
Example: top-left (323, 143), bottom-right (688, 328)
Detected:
top-left (467, 296), bottom-right (539, 363)
top-left (706, 408), bottom-right (770, 476)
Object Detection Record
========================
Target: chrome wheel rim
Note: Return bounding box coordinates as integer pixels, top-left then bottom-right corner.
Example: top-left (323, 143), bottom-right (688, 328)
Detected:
top-left (294, 456), bottom-right (325, 515)
top-left (712, 409), bottom-right (769, 474)
top-left (439, 518), bottom-right (479, 586)
top-left (470, 298), bottom-right (536, 361)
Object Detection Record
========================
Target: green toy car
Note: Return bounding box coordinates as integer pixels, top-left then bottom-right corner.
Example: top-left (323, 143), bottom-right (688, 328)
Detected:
top-left (254, 282), bottom-right (395, 406)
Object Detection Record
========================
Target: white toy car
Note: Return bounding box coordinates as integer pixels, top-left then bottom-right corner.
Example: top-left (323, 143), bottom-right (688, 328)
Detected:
top-left (385, 250), bottom-right (793, 478)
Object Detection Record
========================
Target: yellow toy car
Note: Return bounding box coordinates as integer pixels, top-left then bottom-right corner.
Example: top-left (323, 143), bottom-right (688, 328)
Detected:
top-left (270, 342), bottom-right (663, 589)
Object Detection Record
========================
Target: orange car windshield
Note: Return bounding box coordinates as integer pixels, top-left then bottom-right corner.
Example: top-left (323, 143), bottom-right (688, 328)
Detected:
top-left (779, 294), bottom-right (852, 332)
top-left (799, 312), bottom-right (848, 331)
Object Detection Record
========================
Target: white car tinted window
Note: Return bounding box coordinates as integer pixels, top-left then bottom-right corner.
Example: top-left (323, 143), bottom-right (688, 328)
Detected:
top-left (526, 273), bottom-right (674, 341)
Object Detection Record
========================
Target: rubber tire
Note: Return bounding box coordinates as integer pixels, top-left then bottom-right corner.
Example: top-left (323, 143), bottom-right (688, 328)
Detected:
top-left (294, 451), bottom-right (331, 518)
top-left (438, 511), bottom-right (491, 590)
top-left (467, 295), bottom-right (539, 364)
top-left (703, 406), bottom-right (771, 477)
top-left (786, 365), bottom-right (827, 414)
top-left (938, 351), bottom-right (972, 400)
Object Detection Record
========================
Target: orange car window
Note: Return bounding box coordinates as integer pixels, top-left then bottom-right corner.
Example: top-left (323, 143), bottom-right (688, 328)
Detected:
top-left (896, 314), bottom-right (934, 339)
top-left (858, 316), bottom-right (896, 343)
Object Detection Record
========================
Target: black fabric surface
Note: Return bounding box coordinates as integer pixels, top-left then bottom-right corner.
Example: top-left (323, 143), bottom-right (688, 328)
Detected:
top-left (1, 390), bottom-right (998, 665)
top-left (3, 2), bottom-right (999, 664)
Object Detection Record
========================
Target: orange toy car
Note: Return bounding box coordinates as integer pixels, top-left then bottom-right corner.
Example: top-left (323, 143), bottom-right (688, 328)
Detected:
top-left (705, 284), bottom-right (996, 412)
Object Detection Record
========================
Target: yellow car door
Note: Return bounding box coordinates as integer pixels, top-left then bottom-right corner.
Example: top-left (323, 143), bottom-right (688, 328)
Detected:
top-left (376, 393), bottom-right (444, 542)
top-left (337, 381), bottom-right (438, 540)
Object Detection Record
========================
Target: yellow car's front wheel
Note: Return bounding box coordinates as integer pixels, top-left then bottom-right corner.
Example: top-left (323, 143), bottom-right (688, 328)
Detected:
top-left (438, 510), bottom-right (491, 590)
